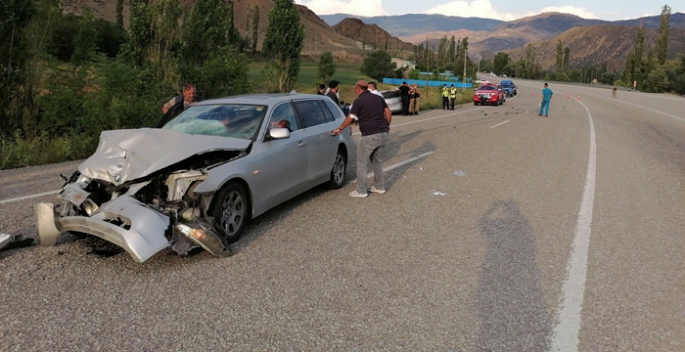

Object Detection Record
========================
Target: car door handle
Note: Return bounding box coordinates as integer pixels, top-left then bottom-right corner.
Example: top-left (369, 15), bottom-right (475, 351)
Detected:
top-left (298, 141), bottom-right (306, 147)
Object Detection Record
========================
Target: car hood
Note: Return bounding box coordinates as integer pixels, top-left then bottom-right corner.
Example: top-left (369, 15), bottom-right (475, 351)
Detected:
top-left (79, 128), bottom-right (251, 186)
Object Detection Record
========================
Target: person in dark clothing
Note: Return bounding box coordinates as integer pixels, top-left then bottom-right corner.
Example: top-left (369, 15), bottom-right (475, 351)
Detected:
top-left (162, 83), bottom-right (204, 114)
top-left (326, 80), bottom-right (340, 105)
top-left (332, 80), bottom-right (392, 198)
top-left (396, 81), bottom-right (410, 116)
top-left (158, 83), bottom-right (205, 128)
top-left (317, 83), bottom-right (326, 95)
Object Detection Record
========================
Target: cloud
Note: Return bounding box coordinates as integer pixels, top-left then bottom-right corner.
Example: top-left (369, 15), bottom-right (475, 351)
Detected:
top-left (539, 6), bottom-right (597, 19)
top-left (295, 0), bottom-right (386, 17)
top-left (423, 1), bottom-right (598, 21)
top-left (424, 0), bottom-right (524, 21)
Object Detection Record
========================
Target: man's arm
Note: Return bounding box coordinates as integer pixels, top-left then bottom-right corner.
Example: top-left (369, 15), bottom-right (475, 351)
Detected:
top-left (162, 96), bottom-right (177, 114)
top-left (332, 116), bottom-right (355, 135)
top-left (384, 107), bottom-right (392, 129)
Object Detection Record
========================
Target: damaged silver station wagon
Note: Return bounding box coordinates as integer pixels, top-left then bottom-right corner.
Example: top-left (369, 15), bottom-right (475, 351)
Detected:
top-left (36, 93), bottom-right (354, 262)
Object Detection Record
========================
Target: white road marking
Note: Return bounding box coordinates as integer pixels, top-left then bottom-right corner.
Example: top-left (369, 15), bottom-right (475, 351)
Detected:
top-left (549, 100), bottom-right (597, 352)
top-left (490, 120), bottom-right (510, 128)
top-left (352, 108), bottom-right (482, 136)
top-left (0, 190), bottom-right (61, 205)
top-left (349, 151), bottom-right (435, 184)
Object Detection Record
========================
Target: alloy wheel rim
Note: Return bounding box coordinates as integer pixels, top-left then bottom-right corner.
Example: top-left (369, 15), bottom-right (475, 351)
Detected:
top-left (221, 190), bottom-right (245, 235)
top-left (333, 154), bottom-right (345, 184)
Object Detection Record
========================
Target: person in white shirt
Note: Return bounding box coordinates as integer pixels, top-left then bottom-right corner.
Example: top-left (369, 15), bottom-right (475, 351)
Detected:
top-left (368, 81), bottom-right (383, 97)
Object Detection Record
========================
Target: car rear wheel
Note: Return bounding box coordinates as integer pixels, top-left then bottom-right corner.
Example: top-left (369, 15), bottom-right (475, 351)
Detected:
top-left (328, 149), bottom-right (347, 189)
top-left (212, 182), bottom-right (250, 243)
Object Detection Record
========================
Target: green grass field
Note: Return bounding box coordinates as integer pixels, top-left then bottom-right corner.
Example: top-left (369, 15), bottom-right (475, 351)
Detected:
top-left (248, 61), bottom-right (364, 92)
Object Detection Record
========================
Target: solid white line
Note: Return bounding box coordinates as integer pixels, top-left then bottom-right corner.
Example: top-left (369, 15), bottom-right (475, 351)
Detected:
top-left (490, 120), bottom-right (509, 128)
top-left (350, 151), bottom-right (435, 184)
top-left (549, 100), bottom-right (597, 352)
top-left (353, 108), bottom-right (482, 136)
top-left (0, 189), bottom-right (61, 205)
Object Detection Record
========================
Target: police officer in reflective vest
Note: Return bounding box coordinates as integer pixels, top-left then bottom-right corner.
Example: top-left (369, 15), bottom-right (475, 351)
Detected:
top-left (449, 84), bottom-right (457, 110)
top-left (441, 84), bottom-right (449, 110)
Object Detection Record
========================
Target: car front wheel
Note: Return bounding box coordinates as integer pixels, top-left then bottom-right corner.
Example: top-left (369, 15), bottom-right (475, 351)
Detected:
top-left (328, 149), bottom-right (347, 189)
top-left (212, 182), bottom-right (250, 243)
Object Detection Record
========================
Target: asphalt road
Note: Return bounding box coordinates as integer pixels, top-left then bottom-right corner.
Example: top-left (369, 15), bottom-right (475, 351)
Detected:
top-left (1, 80), bottom-right (684, 351)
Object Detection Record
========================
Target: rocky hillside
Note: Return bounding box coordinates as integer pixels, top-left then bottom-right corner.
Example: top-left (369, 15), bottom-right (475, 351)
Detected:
top-left (399, 12), bottom-right (685, 62)
top-left (61, 0), bottom-right (365, 62)
top-left (332, 18), bottom-right (414, 52)
top-left (322, 14), bottom-right (503, 37)
top-left (505, 24), bottom-right (685, 71)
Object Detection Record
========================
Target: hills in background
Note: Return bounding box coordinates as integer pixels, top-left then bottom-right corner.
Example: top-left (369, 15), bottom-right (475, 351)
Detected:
top-left (506, 25), bottom-right (685, 71)
top-left (60, 0), bottom-right (685, 71)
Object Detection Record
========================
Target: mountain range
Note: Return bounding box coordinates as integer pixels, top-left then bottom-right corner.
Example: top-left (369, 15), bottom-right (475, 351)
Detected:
top-left (61, 0), bottom-right (685, 71)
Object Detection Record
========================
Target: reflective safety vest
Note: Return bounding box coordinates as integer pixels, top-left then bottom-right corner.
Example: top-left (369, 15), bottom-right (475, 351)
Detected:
top-left (449, 88), bottom-right (457, 98)
top-left (441, 87), bottom-right (449, 97)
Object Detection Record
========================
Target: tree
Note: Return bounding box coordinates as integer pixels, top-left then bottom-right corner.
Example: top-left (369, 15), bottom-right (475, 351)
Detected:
top-left (657, 5), bottom-right (671, 65)
top-left (316, 50), bottom-right (336, 85)
top-left (555, 40), bottom-right (563, 72)
top-left (251, 5), bottom-right (259, 55)
top-left (1, 0), bottom-right (36, 132)
top-left (493, 52), bottom-right (509, 75)
top-left (360, 50), bottom-right (396, 81)
top-left (181, 0), bottom-right (236, 67)
top-left (261, 0), bottom-right (305, 92)
top-left (116, 0), bottom-right (124, 28)
top-left (71, 9), bottom-right (98, 66)
top-left (563, 47), bottom-right (570, 71)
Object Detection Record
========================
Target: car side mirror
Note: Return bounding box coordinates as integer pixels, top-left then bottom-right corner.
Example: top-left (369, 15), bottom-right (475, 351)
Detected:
top-left (268, 127), bottom-right (290, 140)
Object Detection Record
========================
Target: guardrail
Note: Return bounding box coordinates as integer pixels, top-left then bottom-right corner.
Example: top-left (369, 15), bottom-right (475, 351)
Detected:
top-left (382, 78), bottom-right (473, 88)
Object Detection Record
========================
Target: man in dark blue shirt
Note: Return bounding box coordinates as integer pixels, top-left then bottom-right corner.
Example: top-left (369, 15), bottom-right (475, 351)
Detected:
top-left (332, 80), bottom-right (392, 198)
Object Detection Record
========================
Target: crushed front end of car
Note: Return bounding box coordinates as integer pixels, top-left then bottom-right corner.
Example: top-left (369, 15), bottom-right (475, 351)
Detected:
top-left (36, 128), bottom-right (251, 262)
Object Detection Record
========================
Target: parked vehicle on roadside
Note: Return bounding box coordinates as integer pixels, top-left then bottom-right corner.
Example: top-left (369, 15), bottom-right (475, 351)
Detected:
top-left (500, 80), bottom-right (518, 97)
top-left (379, 90), bottom-right (402, 113)
top-left (36, 93), bottom-right (355, 263)
top-left (473, 83), bottom-right (505, 106)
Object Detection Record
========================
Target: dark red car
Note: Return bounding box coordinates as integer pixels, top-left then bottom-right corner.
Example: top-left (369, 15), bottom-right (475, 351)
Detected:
top-left (473, 83), bottom-right (505, 106)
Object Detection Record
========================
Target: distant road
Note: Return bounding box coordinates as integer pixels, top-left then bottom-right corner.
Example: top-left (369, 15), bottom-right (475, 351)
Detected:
top-left (1, 82), bottom-right (684, 351)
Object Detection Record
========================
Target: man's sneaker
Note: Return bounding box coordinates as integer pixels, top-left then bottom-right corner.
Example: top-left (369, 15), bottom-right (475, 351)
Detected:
top-left (368, 186), bottom-right (386, 194)
top-left (349, 190), bottom-right (368, 198)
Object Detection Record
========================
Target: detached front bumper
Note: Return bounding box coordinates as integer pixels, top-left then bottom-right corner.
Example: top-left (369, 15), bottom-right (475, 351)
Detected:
top-left (36, 196), bottom-right (231, 262)
top-left (37, 197), bottom-right (170, 262)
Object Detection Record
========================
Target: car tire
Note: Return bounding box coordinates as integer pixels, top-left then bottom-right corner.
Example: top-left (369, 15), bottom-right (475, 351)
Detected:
top-left (212, 182), bottom-right (250, 244)
top-left (328, 148), bottom-right (347, 189)
top-left (474, 102), bottom-right (478, 106)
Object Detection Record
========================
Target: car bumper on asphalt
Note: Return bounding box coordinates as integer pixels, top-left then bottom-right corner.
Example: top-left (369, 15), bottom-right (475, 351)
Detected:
top-left (36, 195), bottom-right (231, 262)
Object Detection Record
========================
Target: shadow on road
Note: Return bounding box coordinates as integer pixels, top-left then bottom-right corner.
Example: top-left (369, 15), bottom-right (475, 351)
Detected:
top-left (477, 199), bottom-right (551, 352)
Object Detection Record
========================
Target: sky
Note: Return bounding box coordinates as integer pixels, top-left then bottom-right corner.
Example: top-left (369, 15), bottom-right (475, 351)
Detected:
top-left (294, 0), bottom-right (683, 22)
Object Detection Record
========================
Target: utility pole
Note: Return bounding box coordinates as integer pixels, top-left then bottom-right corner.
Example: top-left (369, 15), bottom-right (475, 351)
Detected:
top-left (463, 48), bottom-right (467, 90)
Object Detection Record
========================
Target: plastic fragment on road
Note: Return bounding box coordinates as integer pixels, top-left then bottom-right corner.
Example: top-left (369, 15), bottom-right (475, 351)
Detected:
top-left (433, 191), bottom-right (447, 196)
top-left (419, 167), bottom-right (423, 171)
top-left (452, 171), bottom-right (466, 177)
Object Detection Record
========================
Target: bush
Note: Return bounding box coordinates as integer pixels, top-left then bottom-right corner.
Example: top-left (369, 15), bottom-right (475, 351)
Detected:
top-left (360, 50), bottom-right (396, 81)
top-left (180, 48), bottom-right (251, 99)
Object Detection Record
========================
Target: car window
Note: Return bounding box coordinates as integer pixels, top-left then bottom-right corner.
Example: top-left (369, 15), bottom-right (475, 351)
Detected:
top-left (161, 104), bottom-right (266, 140)
top-left (322, 99), bottom-right (343, 120)
top-left (479, 86), bottom-right (496, 91)
top-left (317, 100), bottom-right (336, 123)
top-left (268, 103), bottom-right (300, 132)
top-left (381, 91), bottom-right (399, 99)
top-left (293, 100), bottom-right (327, 128)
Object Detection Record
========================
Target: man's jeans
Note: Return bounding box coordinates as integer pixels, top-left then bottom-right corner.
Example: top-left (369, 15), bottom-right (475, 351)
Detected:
top-left (540, 100), bottom-right (550, 116)
top-left (356, 132), bottom-right (389, 194)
